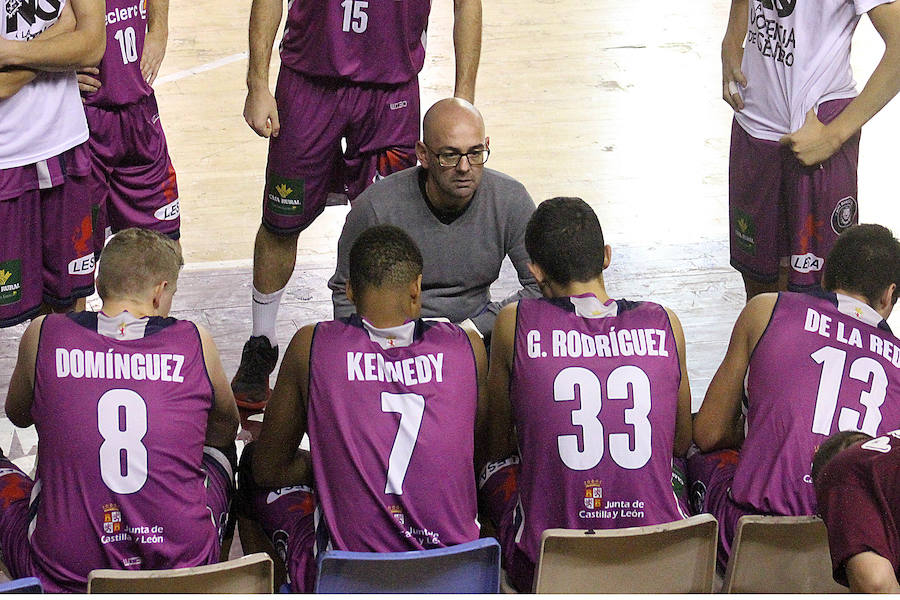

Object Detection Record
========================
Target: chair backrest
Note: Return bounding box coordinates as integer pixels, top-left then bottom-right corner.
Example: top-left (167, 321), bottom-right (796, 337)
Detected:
top-left (533, 513), bottom-right (718, 593)
top-left (314, 538), bottom-right (501, 593)
top-left (722, 515), bottom-right (848, 593)
top-left (86, 553), bottom-right (274, 594)
top-left (0, 577), bottom-right (43, 593)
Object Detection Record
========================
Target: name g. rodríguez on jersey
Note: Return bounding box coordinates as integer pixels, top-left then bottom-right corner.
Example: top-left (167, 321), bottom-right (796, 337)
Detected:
top-left (346, 352), bottom-right (444, 386)
top-left (54, 348), bottom-right (186, 382)
top-left (525, 328), bottom-right (671, 359)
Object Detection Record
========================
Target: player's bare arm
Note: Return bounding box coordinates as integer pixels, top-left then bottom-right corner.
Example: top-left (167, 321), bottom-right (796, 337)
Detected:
top-left (0, 0), bottom-right (104, 70)
top-left (665, 307), bottom-right (693, 458)
top-left (197, 324), bottom-right (240, 447)
top-left (467, 327), bottom-right (489, 475)
top-left (0, 1), bottom-right (75, 99)
top-left (721, 0), bottom-right (749, 111)
top-left (141, 0), bottom-right (169, 85)
top-left (694, 294), bottom-right (776, 452)
top-left (4, 316), bottom-right (46, 429)
top-left (252, 325), bottom-right (315, 487)
top-left (451, 0), bottom-right (481, 103)
top-left (781, 2), bottom-right (900, 166)
top-left (846, 551), bottom-right (900, 593)
top-left (243, 0), bottom-right (283, 138)
top-left (483, 303), bottom-right (519, 465)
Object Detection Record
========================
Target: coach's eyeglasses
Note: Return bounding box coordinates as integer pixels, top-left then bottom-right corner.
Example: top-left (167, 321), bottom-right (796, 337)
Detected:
top-left (425, 145), bottom-right (490, 168)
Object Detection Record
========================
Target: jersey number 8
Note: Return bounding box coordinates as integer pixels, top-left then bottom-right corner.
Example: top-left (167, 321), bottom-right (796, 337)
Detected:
top-left (97, 389), bottom-right (149, 494)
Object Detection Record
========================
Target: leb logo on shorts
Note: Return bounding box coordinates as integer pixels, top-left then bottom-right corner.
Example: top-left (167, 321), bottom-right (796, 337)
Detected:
top-left (267, 174), bottom-right (305, 216)
top-left (0, 259), bottom-right (22, 306)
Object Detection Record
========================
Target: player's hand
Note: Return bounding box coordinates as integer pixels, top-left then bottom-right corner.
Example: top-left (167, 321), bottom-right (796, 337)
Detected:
top-left (140, 30), bottom-right (167, 85)
top-left (779, 108), bottom-right (844, 167)
top-left (243, 87), bottom-right (280, 138)
top-left (721, 40), bottom-right (746, 111)
top-left (77, 67), bottom-right (101, 94)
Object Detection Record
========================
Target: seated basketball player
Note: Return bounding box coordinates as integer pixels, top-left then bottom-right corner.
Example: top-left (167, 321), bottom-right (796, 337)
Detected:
top-left (690, 224), bottom-right (900, 570)
top-left (480, 197), bottom-right (693, 592)
top-left (241, 224), bottom-right (488, 592)
top-left (813, 430), bottom-right (900, 593)
top-left (0, 228), bottom-right (240, 593)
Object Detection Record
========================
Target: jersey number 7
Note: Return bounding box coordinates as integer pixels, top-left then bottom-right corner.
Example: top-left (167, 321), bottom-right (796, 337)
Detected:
top-left (381, 392), bottom-right (425, 495)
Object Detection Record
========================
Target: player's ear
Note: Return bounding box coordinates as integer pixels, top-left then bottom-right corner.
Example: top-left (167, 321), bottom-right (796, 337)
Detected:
top-left (877, 283), bottom-right (897, 318)
top-left (151, 280), bottom-right (167, 310)
top-left (603, 244), bottom-right (611, 270)
top-left (408, 274), bottom-right (422, 304)
top-left (346, 281), bottom-right (356, 305)
top-left (527, 262), bottom-right (544, 285)
top-left (415, 141), bottom-right (430, 168)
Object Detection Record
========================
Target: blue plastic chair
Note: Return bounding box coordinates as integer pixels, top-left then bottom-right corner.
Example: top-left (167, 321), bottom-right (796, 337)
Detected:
top-left (0, 577), bottom-right (42, 593)
top-left (314, 538), bottom-right (501, 593)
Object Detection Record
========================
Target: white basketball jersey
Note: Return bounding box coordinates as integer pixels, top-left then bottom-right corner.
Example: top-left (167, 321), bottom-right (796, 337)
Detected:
top-left (0, 0), bottom-right (88, 169)
top-left (734, 0), bottom-right (894, 141)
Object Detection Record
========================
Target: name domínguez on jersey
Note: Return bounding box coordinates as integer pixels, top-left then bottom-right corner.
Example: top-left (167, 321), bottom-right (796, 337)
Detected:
top-left (54, 348), bottom-right (186, 382)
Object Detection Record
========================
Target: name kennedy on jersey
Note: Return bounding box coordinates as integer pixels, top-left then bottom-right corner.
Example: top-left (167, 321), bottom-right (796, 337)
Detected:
top-left (55, 348), bottom-right (186, 382)
top-left (525, 328), bottom-right (670, 359)
top-left (346, 352), bottom-right (444, 386)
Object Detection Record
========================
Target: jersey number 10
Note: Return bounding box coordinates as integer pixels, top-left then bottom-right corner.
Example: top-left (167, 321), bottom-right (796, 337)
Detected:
top-left (114, 27), bottom-right (139, 65)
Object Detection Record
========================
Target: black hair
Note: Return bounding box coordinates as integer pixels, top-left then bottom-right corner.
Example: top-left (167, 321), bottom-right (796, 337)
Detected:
top-left (823, 224), bottom-right (900, 305)
top-left (811, 430), bottom-right (872, 487)
top-left (348, 225), bottom-right (423, 296)
top-left (525, 197), bottom-right (606, 285)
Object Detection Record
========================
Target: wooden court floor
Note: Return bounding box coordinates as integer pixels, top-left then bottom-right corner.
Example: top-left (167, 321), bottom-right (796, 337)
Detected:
top-left (0, 1), bottom-right (898, 477)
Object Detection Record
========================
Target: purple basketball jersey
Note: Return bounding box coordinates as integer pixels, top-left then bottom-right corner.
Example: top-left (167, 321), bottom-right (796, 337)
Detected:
top-left (29, 312), bottom-right (219, 593)
top-left (510, 294), bottom-right (684, 562)
top-left (510, 295), bottom-right (686, 564)
top-left (732, 291), bottom-right (900, 516)
top-left (279, 0), bottom-right (430, 84)
top-left (83, 0), bottom-right (152, 108)
top-left (307, 316), bottom-right (479, 552)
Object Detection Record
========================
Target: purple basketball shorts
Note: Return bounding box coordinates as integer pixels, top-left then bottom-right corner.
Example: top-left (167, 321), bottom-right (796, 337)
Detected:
top-left (0, 449), bottom-right (232, 593)
top-left (0, 143), bottom-right (95, 326)
top-left (480, 459), bottom-right (534, 592)
top-left (687, 449), bottom-right (749, 571)
top-left (729, 97), bottom-right (859, 291)
top-left (262, 67), bottom-right (419, 235)
top-left (201, 447), bottom-right (235, 546)
top-left (71, 93), bottom-right (179, 254)
top-left (245, 484), bottom-right (317, 592)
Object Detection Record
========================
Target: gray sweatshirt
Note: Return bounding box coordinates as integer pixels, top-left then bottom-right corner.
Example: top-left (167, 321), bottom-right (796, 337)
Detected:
top-left (328, 166), bottom-right (540, 336)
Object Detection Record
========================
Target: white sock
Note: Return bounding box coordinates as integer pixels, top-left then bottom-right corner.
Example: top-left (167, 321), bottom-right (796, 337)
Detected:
top-left (251, 286), bottom-right (285, 347)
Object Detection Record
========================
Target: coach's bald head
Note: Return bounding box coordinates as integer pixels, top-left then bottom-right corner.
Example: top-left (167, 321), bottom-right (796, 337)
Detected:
top-left (416, 98), bottom-right (489, 211)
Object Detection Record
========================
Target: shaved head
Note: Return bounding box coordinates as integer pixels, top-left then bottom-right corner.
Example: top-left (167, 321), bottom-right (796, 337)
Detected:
top-left (422, 98), bottom-right (485, 146)
top-left (416, 98), bottom-right (489, 210)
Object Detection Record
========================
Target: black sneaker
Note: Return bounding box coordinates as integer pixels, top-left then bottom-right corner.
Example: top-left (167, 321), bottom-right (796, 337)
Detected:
top-left (231, 336), bottom-right (278, 412)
